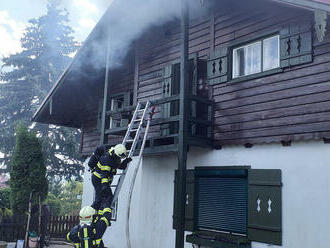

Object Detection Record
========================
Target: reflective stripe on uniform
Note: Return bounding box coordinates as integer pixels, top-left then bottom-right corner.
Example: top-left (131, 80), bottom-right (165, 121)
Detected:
top-left (74, 243), bottom-right (80, 248)
top-left (102, 208), bottom-right (111, 214)
top-left (101, 178), bottom-right (109, 183)
top-left (100, 217), bottom-right (110, 227)
top-left (66, 232), bottom-right (71, 242)
top-left (93, 171), bottom-right (102, 178)
top-left (93, 239), bottom-right (102, 245)
top-left (83, 228), bottom-right (89, 248)
top-left (97, 162), bottom-right (111, 171)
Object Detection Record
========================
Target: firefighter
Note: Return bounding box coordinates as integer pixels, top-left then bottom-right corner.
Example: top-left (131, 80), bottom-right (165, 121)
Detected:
top-left (66, 205), bottom-right (112, 248)
top-left (88, 144), bottom-right (132, 212)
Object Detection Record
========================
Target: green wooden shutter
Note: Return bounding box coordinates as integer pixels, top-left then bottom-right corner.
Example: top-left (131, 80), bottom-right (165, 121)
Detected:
top-left (123, 92), bottom-right (131, 107)
top-left (248, 169), bottom-right (282, 245)
top-left (207, 47), bottom-right (228, 85)
top-left (173, 169), bottom-right (195, 232)
top-left (280, 23), bottom-right (312, 68)
top-left (161, 65), bottom-right (173, 136)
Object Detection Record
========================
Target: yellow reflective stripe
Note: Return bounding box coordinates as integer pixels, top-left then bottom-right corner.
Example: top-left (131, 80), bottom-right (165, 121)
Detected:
top-left (100, 217), bottom-right (110, 227)
top-left (102, 208), bottom-right (111, 213)
top-left (83, 228), bottom-right (89, 248)
top-left (101, 178), bottom-right (109, 183)
top-left (98, 209), bottom-right (103, 215)
top-left (93, 171), bottom-right (102, 178)
top-left (66, 232), bottom-right (71, 242)
top-left (97, 162), bottom-right (111, 171)
top-left (93, 239), bottom-right (102, 245)
top-left (74, 243), bottom-right (80, 248)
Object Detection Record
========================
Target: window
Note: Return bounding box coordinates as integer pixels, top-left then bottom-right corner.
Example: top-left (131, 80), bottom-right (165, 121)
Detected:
top-left (109, 92), bottom-right (132, 129)
top-left (233, 35), bottom-right (279, 78)
top-left (173, 167), bottom-right (283, 246)
top-left (196, 168), bottom-right (248, 235)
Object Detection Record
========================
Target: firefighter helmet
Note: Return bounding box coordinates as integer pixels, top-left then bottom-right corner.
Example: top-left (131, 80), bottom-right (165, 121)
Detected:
top-left (79, 206), bottom-right (96, 225)
top-left (112, 144), bottom-right (127, 158)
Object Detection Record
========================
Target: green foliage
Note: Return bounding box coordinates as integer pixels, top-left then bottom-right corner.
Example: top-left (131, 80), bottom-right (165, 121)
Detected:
top-left (0, 0), bottom-right (83, 182)
top-left (0, 208), bottom-right (13, 219)
top-left (10, 124), bottom-right (48, 215)
top-left (45, 193), bottom-right (62, 216)
top-left (0, 187), bottom-right (11, 209)
top-left (58, 181), bottom-right (83, 216)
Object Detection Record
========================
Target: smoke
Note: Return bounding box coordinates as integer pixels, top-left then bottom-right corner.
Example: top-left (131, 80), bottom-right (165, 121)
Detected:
top-left (84, 0), bottom-right (207, 70)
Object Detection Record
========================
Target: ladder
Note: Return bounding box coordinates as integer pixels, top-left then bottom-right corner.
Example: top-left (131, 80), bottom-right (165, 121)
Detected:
top-left (111, 101), bottom-right (152, 208)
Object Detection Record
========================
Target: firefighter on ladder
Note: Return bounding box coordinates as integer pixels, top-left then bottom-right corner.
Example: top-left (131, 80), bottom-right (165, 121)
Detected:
top-left (88, 143), bottom-right (132, 213)
top-left (66, 144), bottom-right (132, 247)
top-left (66, 205), bottom-right (111, 248)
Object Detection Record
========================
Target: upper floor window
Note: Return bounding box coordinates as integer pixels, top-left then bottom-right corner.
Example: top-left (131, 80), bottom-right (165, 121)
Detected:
top-left (232, 35), bottom-right (279, 78)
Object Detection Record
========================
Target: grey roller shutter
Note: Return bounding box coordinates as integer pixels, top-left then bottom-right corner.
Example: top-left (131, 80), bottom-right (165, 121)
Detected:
top-left (195, 169), bottom-right (248, 234)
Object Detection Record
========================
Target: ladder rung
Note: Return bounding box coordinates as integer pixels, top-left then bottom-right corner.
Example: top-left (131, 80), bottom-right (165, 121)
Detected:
top-left (134, 119), bottom-right (142, 122)
top-left (130, 129), bottom-right (138, 132)
top-left (137, 109), bottom-right (145, 112)
top-left (126, 139), bottom-right (134, 142)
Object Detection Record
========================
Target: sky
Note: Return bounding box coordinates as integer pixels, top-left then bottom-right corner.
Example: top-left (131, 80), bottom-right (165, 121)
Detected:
top-left (0, 0), bottom-right (113, 60)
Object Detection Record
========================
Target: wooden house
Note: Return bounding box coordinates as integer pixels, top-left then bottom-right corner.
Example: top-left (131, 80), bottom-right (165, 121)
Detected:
top-left (33, 0), bottom-right (330, 247)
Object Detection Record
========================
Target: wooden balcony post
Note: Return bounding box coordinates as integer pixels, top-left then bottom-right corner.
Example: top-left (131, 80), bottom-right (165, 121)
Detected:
top-left (175, 0), bottom-right (189, 247)
top-left (100, 34), bottom-right (111, 145)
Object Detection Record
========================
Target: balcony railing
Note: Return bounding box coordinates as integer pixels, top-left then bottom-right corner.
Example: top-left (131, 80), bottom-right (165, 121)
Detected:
top-left (104, 95), bottom-right (213, 155)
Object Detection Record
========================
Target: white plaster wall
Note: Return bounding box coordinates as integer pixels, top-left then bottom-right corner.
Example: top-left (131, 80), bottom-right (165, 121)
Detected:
top-left (81, 141), bottom-right (330, 248)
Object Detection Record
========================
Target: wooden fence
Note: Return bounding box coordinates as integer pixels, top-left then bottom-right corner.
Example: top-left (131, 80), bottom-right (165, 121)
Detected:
top-left (0, 215), bottom-right (79, 242)
top-left (0, 216), bottom-right (27, 242)
top-left (48, 215), bottom-right (79, 238)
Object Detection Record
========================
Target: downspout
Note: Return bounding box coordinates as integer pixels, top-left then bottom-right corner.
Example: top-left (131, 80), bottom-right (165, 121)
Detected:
top-left (100, 35), bottom-right (111, 145)
top-left (175, 0), bottom-right (189, 247)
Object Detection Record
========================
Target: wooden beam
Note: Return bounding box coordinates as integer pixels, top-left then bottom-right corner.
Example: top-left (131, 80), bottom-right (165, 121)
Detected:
top-left (133, 43), bottom-right (139, 105)
top-left (100, 37), bottom-right (111, 145)
top-left (175, 0), bottom-right (189, 247)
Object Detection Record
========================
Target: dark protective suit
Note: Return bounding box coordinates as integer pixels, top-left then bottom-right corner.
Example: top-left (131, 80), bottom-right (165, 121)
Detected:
top-left (88, 145), bottom-right (131, 211)
top-left (66, 207), bottom-right (112, 248)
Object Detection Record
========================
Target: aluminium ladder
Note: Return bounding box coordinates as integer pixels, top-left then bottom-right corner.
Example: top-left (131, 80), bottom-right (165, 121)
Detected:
top-left (111, 101), bottom-right (152, 208)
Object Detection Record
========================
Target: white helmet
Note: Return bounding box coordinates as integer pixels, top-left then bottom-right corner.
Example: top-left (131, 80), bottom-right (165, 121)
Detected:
top-left (112, 144), bottom-right (127, 158)
top-left (79, 206), bottom-right (96, 225)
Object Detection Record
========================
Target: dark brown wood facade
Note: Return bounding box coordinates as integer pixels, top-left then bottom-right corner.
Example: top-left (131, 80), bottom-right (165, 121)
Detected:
top-left (80, 0), bottom-right (330, 156)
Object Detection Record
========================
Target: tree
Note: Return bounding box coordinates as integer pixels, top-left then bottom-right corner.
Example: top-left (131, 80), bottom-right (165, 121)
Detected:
top-left (0, 1), bottom-right (83, 182)
top-left (0, 187), bottom-right (11, 209)
top-left (10, 124), bottom-right (48, 215)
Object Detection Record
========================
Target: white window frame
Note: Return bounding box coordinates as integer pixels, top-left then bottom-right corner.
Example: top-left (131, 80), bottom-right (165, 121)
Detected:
top-left (232, 35), bottom-right (280, 79)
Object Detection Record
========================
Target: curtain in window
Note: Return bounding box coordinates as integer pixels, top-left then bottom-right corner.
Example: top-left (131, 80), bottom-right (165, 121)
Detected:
top-left (244, 41), bottom-right (261, 76)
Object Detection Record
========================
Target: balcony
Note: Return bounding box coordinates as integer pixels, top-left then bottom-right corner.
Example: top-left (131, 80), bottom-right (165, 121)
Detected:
top-left (103, 94), bottom-right (213, 156)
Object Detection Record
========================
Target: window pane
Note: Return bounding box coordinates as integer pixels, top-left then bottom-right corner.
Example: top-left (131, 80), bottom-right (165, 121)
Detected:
top-left (263, 35), bottom-right (279, 71)
top-left (244, 41), bottom-right (261, 76)
top-left (233, 42), bottom-right (261, 78)
top-left (233, 48), bottom-right (243, 78)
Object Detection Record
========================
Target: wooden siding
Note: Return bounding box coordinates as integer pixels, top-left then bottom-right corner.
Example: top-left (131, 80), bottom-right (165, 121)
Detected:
top-left (80, 68), bottom-right (135, 155)
top-left (212, 6), bottom-right (330, 146)
top-left (81, 0), bottom-right (330, 154)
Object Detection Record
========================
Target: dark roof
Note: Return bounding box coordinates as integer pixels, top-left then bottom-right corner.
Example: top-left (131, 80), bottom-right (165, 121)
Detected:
top-left (32, 0), bottom-right (330, 128)
top-left (271, 0), bottom-right (330, 10)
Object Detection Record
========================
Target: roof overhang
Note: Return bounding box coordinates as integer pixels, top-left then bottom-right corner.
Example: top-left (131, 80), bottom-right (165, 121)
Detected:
top-left (32, 6), bottom-right (112, 128)
top-left (32, 0), bottom-right (330, 128)
top-left (271, 0), bottom-right (330, 11)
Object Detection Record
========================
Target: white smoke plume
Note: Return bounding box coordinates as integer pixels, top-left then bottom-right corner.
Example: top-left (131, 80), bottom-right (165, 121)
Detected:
top-left (83, 0), bottom-right (208, 70)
